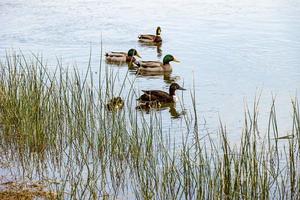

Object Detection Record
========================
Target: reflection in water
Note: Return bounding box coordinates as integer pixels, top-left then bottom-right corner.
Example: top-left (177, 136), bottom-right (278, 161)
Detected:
top-left (168, 104), bottom-right (186, 118)
top-left (136, 102), bottom-right (185, 118)
top-left (106, 60), bottom-right (139, 73)
top-left (136, 71), bottom-right (180, 84)
top-left (127, 62), bottom-right (138, 71)
top-left (138, 43), bottom-right (162, 58)
top-left (156, 45), bottom-right (162, 58)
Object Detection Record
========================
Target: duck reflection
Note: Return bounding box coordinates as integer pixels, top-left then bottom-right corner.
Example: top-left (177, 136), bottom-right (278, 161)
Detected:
top-left (138, 43), bottom-right (162, 58)
top-left (156, 45), bottom-right (162, 58)
top-left (136, 102), bottom-right (185, 118)
top-left (128, 61), bottom-right (138, 71)
top-left (168, 104), bottom-right (186, 118)
top-left (136, 71), bottom-right (180, 84)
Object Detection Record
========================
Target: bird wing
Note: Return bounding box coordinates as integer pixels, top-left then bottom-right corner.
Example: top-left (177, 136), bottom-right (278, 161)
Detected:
top-left (139, 61), bottom-right (162, 68)
top-left (142, 90), bottom-right (169, 97)
top-left (138, 34), bottom-right (156, 40)
top-left (105, 52), bottom-right (127, 57)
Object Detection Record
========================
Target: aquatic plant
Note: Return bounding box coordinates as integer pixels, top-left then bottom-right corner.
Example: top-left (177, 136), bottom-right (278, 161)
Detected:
top-left (0, 52), bottom-right (299, 199)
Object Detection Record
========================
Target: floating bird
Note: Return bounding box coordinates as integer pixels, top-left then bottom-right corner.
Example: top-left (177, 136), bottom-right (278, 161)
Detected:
top-left (105, 49), bottom-right (141, 63)
top-left (138, 26), bottom-right (162, 44)
top-left (134, 54), bottom-right (179, 72)
top-left (137, 83), bottom-right (186, 103)
top-left (106, 97), bottom-right (124, 111)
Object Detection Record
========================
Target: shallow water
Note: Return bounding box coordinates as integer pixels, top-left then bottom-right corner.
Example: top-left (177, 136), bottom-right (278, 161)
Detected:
top-left (1, 0), bottom-right (300, 145)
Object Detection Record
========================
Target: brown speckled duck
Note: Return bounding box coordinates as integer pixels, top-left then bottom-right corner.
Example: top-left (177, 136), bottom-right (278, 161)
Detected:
top-left (138, 27), bottom-right (162, 44)
top-left (137, 83), bottom-right (186, 103)
top-left (134, 54), bottom-right (179, 72)
top-left (105, 49), bottom-right (141, 63)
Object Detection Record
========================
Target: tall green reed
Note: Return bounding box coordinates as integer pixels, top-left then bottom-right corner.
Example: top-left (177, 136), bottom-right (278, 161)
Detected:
top-left (0, 51), bottom-right (299, 199)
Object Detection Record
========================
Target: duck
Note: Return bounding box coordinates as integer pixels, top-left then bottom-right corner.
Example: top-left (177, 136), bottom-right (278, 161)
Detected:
top-left (106, 97), bottom-right (124, 111)
top-left (105, 49), bottom-right (141, 63)
top-left (134, 54), bottom-right (179, 72)
top-left (137, 83), bottom-right (186, 103)
top-left (138, 27), bottom-right (162, 44)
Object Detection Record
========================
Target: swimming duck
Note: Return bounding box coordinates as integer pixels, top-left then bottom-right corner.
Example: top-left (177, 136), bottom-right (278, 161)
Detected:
top-left (105, 49), bottom-right (141, 63)
top-left (137, 83), bottom-right (186, 103)
top-left (106, 97), bottom-right (124, 111)
top-left (138, 27), bottom-right (162, 44)
top-left (135, 54), bottom-right (179, 72)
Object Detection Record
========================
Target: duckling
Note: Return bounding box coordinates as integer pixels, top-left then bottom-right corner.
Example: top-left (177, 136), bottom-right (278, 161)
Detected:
top-left (138, 26), bottom-right (162, 44)
top-left (105, 49), bottom-right (141, 63)
top-left (137, 83), bottom-right (186, 103)
top-left (106, 97), bottom-right (124, 111)
top-left (134, 54), bottom-right (179, 72)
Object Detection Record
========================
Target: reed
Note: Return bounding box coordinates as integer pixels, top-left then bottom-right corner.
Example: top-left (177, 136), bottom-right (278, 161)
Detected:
top-left (0, 52), bottom-right (299, 199)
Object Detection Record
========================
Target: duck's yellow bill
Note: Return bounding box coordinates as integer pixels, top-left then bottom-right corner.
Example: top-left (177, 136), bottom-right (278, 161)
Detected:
top-left (136, 53), bottom-right (141, 58)
top-left (173, 58), bottom-right (180, 63)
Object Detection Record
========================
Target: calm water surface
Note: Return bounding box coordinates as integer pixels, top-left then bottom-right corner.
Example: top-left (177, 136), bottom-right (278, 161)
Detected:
top-left (1, 0), bottom-right (300, 137)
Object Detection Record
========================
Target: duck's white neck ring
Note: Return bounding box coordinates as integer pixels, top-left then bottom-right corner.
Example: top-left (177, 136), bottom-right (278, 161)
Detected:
top-left (172, 95), bottom-right (178, 102)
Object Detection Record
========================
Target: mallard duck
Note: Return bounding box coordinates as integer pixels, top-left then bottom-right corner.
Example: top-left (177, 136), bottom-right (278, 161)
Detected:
top-left (105, 49), bottom-right (141, 63)
top-left (138, 27), bottom-right (162, 44)
top-left (135, 54), bottom-right (179, 72)
top-left (137, 83), bottom-right (186, 103)
top-left (106, 97), bottom-right (124, 111)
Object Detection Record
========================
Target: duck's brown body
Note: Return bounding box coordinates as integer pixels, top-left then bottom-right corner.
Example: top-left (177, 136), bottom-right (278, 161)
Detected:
top-left (138, 90), bottom-right (174, 103)
top-left (138, 35), bottom-right (162, 43)
top-left (105, 49), bottom-right (140, 63)
top-left (105, 52), bottom-right (136, 63)
top-left (137, 83), bottom-right (186, 103)
top-left (134, 54), bottom-right (179, 72)
top-left (138, 27), bottom-right (162, 44)
top-left (136, 61), bottom-right (172, 72)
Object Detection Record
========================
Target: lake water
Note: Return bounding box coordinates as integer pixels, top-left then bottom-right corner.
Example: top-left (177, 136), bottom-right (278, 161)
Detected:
top-left (1, 0), bottom-right (300, 198)
top-left (1, 0), bottom-right (300, 140)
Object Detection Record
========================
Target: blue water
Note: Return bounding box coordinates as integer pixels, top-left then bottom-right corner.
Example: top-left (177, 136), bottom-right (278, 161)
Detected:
top-left (0, 0), bottom-right (300, 137)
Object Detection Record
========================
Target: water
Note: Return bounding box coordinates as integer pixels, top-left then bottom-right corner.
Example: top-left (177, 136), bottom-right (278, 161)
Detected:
top-left (1, 0), bottom-right (300, 198)
top-left (1, 0), bottom-right (300, 135)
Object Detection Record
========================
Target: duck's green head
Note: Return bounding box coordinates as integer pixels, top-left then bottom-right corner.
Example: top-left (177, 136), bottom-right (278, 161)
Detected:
top-left (163, 54), bottom-right (180, 65)
top-left (128, 49), bottom-right (141, 58)
top-left (156, 26), bottom-right (161, 36)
